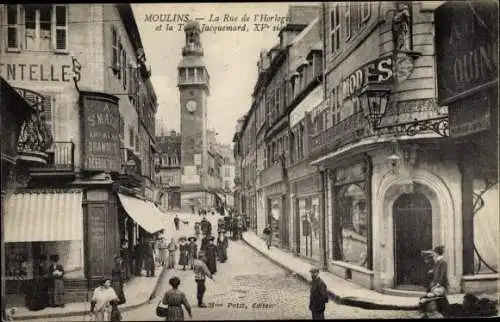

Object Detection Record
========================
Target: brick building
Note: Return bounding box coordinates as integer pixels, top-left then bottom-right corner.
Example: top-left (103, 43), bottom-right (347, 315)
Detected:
top-left (1, 4), bottom-right (161, 305)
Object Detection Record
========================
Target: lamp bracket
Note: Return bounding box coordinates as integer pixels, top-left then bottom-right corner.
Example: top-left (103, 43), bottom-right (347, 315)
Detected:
top-left (375, 116), bottom-right (449, 137)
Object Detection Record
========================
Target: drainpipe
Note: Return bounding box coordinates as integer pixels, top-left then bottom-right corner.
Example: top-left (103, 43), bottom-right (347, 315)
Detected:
top-left (319, 1), bottom-right (329, 272)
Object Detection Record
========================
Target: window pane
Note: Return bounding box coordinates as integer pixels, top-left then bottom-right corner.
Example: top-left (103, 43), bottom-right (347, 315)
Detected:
top-left (25, 7), bottom-right (36, 29)
top-left (56, 30), bottom-right (66, 50)
top-left (7, 6), bottom-right (17, 24)
top-left (40, 7), bottom-right (52, 25)
top-left (7, 28), bottom-right (17, 48)
top-left (56, 6), bottom-right (66, 26)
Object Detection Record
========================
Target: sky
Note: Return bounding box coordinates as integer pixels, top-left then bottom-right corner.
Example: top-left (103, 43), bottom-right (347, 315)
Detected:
top-left (132, 3), bottom-right (310, 145)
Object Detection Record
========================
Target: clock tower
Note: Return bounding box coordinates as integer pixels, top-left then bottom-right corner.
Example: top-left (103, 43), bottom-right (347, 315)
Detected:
top-left (178, 20), bottom-right (210, 209)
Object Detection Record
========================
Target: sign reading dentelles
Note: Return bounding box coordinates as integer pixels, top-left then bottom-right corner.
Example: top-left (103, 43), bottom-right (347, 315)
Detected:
top-left (0, 63), bottom-right (72, 82)
top-left (81, 92), bottom-right (121, 172)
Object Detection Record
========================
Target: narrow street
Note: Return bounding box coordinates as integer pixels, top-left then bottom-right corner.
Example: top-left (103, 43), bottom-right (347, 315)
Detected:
top-left (29, 213), bottom-right (419, 321)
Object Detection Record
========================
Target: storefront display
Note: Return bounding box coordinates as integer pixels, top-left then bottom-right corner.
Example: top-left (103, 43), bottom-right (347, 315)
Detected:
top-left (298, 197), bottom-right (321, 262)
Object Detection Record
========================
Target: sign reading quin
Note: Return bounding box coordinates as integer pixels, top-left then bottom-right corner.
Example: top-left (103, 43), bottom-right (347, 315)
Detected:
top-left (81, 92), bottom-right (121, 172)
top-left (435, 1), bottom-right (498, 105)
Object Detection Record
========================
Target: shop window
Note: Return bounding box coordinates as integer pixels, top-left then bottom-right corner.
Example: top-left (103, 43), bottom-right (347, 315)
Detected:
top-left (335, 183), bottom-right (368, 268)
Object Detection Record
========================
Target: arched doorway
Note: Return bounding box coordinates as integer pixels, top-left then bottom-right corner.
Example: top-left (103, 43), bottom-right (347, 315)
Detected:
top-left (393, 192), bottom-right (432, 289)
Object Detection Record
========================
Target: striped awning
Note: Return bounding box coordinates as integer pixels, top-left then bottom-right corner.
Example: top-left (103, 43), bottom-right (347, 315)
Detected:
top-left (4, 190), bottom-right (83, 242)
top-left (118, 193), bottom-right (163, 234)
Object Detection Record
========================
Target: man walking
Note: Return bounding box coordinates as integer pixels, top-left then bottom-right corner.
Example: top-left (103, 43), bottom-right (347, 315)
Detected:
top-left (193, 253), bottom-right (214, 308)
top-left (263, 225), bottom-right (273, 250)
top-left (309, 267), bottom-right (329, 320)
top-left (174, 215), bottom-right (180, 231)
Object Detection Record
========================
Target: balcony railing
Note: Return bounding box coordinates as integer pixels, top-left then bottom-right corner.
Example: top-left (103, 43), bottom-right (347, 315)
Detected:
top-left (119, 148), bottom-right (143, 187)
top-left (309, 112), bottom-right (367, 161)
top-left (15, 87), bottom-right (53, 166)
top-left (30, 141), bottom-right (75, 173)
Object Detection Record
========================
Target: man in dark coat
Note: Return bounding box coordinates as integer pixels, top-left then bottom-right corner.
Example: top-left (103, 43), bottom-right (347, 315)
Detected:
top-left (430, 245), bottom-right (449, 293)
top-left (200, 217), bottom-right (210, 236)
top-left (133, 239), bottom-right (143, 276)
top-left (200, 234), bottom-right (210, 253)
top-left (204, 236), bottom-right (218, 275)
top-left (188, 237), bottom-right (198, 270)
top-left (309, 267), bottom-right (329, 319)
top-left (145, 240), bottom-right (155, 277)
top-left (174, 215), bottom-right (180, 231)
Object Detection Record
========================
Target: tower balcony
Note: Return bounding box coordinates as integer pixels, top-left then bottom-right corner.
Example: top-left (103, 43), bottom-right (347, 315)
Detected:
top-left (14, 87), bottom-right (53, 167)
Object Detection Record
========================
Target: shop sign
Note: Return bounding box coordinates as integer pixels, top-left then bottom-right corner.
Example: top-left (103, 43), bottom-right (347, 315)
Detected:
top-left (449, 90), bottom-right (492, 137)
top-left (81, 93), bottom-right (121, 172)
top-left (435, 1), bottom-right (498, 105)
top-left (334, 162), bottom-right (365, 186)
top-left (340, 55), bottom-right (394, 101)
top-left (0, 63), bottom-right (72, 82)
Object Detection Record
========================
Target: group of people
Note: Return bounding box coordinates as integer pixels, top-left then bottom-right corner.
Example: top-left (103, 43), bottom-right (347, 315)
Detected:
top-left (27, 254), bottom-right (65, 311)
top-left (155, 215), bottom-right (232, 321)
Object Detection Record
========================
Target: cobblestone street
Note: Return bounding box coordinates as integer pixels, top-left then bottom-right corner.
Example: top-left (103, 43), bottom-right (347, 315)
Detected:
top-left (28, 213), bottom-right (421, 321)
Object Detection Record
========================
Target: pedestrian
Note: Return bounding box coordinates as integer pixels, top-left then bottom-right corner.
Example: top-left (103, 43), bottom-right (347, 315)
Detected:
top-left (145, 239), bottom-right (156, 277)
top-left (231, 217), bottom-right (239, 241)
top-left (90, 278), bottom-right (119, 321)
top-left (200, 217), bottom-right (210, 235)
top-left (194, 222), bottom-right (201, 238)
top-left (263, 225), bottom-right (273, 249)
top-left (110, 299), bottom-right (122, 321)
top-left (178, 237), bottom-right (189, 270)
top-left (188, 236), bottom-right (198, 270)
top-left (27, 255), bottom-right (49, 311)
top-left (174, 215), bottom-right (180, 231)
top-left (119, 239), bottom-right (129, 280)
top-left (48, 254), bottom-right (65, 308)
top-left (133, 239), bottom-right (143, 276)
top-left (159, 236), bottom-right (168, 267)
top-left (216, 231), bottom-right (229, 263)
top-left (429, 246), bottom-right (449, 295)
top-left (160, 277), bottom-right (192, 321)
top-left (193, 253), bottom-right (214, 308)
top-left (111, 256), bottom-right (126, 305)
top-left (200, 234), bottom-right (209, 253)
top-left (167, 238), bottom-right (178, 269)
top-left (309, 267), bottom-right (329, 320)
top-left (204, 236), bottom-right (218, 275)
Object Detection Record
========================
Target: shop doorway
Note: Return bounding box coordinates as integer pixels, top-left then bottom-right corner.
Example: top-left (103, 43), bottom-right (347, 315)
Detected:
top-left (393, 192), bottom-right (432, 289)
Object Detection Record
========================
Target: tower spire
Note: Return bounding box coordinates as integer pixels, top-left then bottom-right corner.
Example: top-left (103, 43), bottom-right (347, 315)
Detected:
top-left (182, 20), bottom-right (203, 57)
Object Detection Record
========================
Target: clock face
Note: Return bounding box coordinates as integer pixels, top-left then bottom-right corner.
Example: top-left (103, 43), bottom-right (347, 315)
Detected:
top-left (186, 100), bottom-right (197, 113)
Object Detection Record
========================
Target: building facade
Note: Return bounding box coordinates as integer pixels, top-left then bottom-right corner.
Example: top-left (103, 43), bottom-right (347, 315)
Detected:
top-left (234, 1), bottom-right (498, 295)
top-left (1, 3), bottom-right (162, 304)
top-left (155, 131), bottom-right (182, 210)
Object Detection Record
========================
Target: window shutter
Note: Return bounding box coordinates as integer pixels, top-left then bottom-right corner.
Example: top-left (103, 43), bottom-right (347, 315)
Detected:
top-left (344, 3), bottom-right (351, 41)
top-left (54, 5), bottom-right (68, 51)
top-left (6, 5), bottom-right (20, 50)
top-left (42, 95), bottom-right (54, 138)
top-left (112, 26), bottom-right (118, 72)
top-left (122, 51), bottom-right (127, 89)
top-left (117, 41), bottom-right (123, 79)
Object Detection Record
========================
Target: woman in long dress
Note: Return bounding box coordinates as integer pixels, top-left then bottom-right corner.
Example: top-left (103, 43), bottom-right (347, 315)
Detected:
top-left (167, 239), bottom-right (177, 269)
top-left (204, 237), bottom-right (218, 275)
top-left (48, 254), bottom-right (65, 307)
top-left (161, 277), bottom-right (192, 321)
top-left (177, 237), bottom-right (189, 270)
top-left (111, 256), bottom-right (126, 305)
top-left (90, 278), bottom-right (119, 322)
top-left (188, 237), bottom-right (198, 270)
top-left (28, 255), bottom-right (49, 311)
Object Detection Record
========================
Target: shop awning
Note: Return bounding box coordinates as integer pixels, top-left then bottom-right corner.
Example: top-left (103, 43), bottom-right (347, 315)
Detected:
top-left (118, 193), bottom-right (163, 234)
top-left (4, 190), bottom-right (83, 242)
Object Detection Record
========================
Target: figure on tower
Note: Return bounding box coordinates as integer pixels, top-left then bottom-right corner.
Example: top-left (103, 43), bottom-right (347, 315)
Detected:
top-left (183, 20), bottom-right (203, 57)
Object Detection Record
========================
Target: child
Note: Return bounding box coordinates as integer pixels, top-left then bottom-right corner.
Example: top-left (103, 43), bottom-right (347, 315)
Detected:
top-left (109, 300), bottom-right (122, 322)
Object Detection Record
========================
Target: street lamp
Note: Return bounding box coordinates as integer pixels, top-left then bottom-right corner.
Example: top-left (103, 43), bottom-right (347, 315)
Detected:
top-left (358, 82), bottom-right (449, 137)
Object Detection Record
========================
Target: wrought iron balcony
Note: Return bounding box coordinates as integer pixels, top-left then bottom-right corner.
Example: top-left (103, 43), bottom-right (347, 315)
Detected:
top-left (15, 87), bottom-right (53, 166)
top-left (30, 141), bottom-right (75, 178)
top-left (119, 148), bottom-right (143, 188)
top-left (309, 112), bottom-right (367, 161)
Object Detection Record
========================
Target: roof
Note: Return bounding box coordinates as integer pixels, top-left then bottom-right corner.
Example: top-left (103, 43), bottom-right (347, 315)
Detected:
top-left (289, 17), bottom-right (319, 47)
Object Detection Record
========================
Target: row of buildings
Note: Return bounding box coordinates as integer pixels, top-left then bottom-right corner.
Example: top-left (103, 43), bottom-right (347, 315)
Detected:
top-left (155, 129), bottom-right (236, 211)
top-left (233, 2), bottom-right (498, 295)
top-left (1, 4), bottom-right (165, 304)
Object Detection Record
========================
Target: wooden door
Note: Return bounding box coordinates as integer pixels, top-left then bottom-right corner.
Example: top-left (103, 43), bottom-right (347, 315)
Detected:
top-left (393, 192), bottom-right (433, 288)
